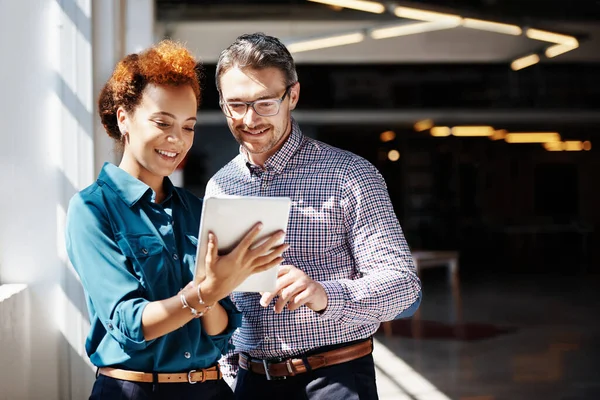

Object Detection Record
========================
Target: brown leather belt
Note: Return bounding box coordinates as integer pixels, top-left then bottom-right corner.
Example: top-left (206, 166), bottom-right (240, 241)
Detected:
top-left (239, 338), bottom-right (373, 380)
top-left (98, 366), bottom-right (222, 384)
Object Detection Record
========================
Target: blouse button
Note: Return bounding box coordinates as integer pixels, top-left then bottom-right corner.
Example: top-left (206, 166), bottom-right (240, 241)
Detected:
top-left (141, 248), bottom-right (148, 255)
top-left (173, 254), bottom-right (179, 261)
top-left (184, 352), bottom-right (191, 359)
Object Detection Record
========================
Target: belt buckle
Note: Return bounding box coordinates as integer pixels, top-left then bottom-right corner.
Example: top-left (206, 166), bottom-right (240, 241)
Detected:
top-left (188, 369), bottom-right (204, 384)
top-left (262, 359), bottom-right (287, 381)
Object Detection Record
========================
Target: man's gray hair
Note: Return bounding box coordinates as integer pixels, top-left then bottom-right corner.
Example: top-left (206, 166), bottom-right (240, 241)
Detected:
top-left (216, 32), bottom-right (298, 91)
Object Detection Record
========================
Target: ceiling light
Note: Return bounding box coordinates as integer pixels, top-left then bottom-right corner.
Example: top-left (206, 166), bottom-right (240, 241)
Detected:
top-left (414, 119), bottom-right (434, 132)
top-left (563, 141), bottom-right (584, 151)
top-left (543, 142), bottom-right (564, 151)
top-left (388, 149), bottom-right (400, 162)
top-left (489, 129), bottom-right (507, 141)
top-left (286, 32), bottom-right (365, 53)
top-left (543, 140), bottom-right (591, 151)
top-left (511, 54), bottom-right (540, 71)
top-left (545, 41), bottom-right (579, 58)
top-left (451, 126), bottom-right (495, 137)
top-left (461, 18), bottom-right (522, 36)
top-left (394, 6), bottom-right (462, 23)
top-left (526, 28), bottom-right (578, 45)
top-left (430, 127), bottom-right (451, 137)
top-left (370, 20), bottom-right (459, 39)
top-left (380, 130), bottom-right (396, 142)
top-left (308, 0), bottom-right (386, 14)
top-left (505, 133), bottom-right (560, 143)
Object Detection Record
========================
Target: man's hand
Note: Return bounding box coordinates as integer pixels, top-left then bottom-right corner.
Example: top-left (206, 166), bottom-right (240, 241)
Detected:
top-left (260, 265), bottom-right (328, 313)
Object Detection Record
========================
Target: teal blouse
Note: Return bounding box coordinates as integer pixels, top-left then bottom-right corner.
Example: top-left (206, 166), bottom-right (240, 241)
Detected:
top-left (65, 162), bottom-right (241, 372)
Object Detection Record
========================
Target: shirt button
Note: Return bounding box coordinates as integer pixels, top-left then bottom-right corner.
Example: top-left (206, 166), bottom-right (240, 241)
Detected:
top-left (184, 352), bottom-right (191, 359)
top-left (107, 323), bottom-right (114, 330)
top-left (262, 183), bottom-right (268, 189)
top-left (141, 248), bottom-right (148, 255)
top-left (264, 336), bottom-right (270, 341)
top-left (173, 254), bottom-right (179, 261)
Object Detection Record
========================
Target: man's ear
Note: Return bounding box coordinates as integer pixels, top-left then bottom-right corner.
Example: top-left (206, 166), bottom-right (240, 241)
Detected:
top-left (289, 82), bottom-right (300, 111)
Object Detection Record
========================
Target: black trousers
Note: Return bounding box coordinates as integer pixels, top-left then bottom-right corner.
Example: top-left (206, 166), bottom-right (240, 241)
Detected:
top-left (234, 353), bottom-right (379, 400)
top-left (89, 374), bottom-right (234, 400)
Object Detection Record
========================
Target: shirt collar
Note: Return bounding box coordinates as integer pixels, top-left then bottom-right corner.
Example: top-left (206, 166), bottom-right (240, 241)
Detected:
top-left (241, 118), bottom-right (304, 175)
top-left (98, 162), bottom-right (186, 209)
top-left (162, 175), bottom-right (187, 210)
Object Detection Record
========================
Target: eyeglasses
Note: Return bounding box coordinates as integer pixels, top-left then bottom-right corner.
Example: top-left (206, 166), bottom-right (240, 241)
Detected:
top-left (220, 84), bottom-right (295, 119)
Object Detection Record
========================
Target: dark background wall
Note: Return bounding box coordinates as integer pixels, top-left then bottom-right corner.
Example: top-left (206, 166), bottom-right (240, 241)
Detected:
top-left (187, 62), bottom-right (600, 277)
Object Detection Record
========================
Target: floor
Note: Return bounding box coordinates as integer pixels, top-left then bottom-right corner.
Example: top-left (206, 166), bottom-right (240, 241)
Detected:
top-left (373, 271), bottom-right (600, 400)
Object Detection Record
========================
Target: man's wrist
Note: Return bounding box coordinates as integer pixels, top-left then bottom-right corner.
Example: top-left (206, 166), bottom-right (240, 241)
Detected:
top-left (317, 280), bottom-right (345, 320)
top-left (311, 283), bottom-right (329, 313)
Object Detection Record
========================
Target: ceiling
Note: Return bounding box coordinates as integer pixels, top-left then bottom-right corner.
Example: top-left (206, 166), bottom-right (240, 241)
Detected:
top-left (163, 20), bottom-right (600, 64)
top-left (155, 0), bottom-right (600, 64)
top-left (156, 0), bottom-right (600, 22)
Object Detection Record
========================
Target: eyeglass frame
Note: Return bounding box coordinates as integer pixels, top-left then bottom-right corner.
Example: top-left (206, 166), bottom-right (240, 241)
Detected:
top-left (219, 83), bottom-right (296, 119)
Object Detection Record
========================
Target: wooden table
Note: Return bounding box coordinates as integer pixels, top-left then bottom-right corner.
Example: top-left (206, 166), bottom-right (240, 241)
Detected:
top-left (412, 250), bottom-right (460, 287)
top-left (382, 250), bottom-right (462, 337)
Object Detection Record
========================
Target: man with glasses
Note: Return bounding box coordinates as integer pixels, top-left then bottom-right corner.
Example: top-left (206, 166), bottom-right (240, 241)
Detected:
top-left (205, 32), bottom-right (421, 400)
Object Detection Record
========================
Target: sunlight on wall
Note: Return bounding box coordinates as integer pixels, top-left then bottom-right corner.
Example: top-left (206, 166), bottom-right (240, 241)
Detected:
top-left (0, 284), bottom-right (28, 302)
top-left (55, 284), bottom-right (94, 371)
top-left (54, 1), bottom-right (93, 115)
top-left (49, 0), bottom-right (97, 388)
top-left (76, 0), bottom-right (91, 19)
top-left (49, 0), bottom-right (94, 189)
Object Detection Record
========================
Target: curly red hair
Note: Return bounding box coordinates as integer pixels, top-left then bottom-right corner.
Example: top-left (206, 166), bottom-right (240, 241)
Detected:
top-left (98, 40), bottom-right (202, 141)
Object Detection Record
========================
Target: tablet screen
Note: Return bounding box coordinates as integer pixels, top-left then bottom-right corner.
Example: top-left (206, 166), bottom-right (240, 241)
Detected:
top-left (194, 196), bottom-right (291, 293)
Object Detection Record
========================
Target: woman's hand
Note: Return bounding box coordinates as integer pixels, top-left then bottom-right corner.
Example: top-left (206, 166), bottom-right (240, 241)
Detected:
top-left (200, 223), bottom-right (288, 303)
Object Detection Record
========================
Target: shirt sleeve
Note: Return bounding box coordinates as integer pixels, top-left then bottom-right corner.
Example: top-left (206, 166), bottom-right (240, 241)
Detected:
top-left (65, 192), bottom-right (153, 352)
top-left (205, 178), bottom-right (217, 197)
top-left (208, 296), bottom-right (242, 355)
top-left (319, 157), bottom-right (422, 324)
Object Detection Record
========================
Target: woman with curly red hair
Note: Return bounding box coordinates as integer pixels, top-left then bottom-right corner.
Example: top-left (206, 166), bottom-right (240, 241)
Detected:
top-left (65, 40), bottom-right (287, 399)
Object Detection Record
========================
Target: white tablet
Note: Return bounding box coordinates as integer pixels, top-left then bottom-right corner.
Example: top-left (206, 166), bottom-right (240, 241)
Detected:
top-left (194, 196), bottom-right (292, 293)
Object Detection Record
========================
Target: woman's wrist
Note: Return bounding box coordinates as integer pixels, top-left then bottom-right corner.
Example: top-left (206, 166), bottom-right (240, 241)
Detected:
top-left (182, 281), bottom-right (218, 311)
top-left (196, 283), bottom-right (215, 313)
top-left (179, 290), bottom-right (204, 318)
top-left (197, 278), bottom-right (221, 306)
